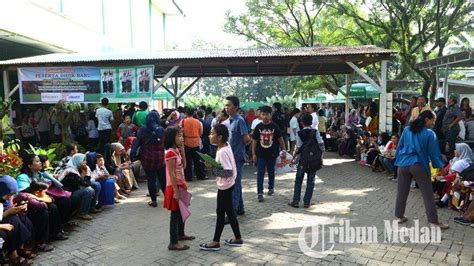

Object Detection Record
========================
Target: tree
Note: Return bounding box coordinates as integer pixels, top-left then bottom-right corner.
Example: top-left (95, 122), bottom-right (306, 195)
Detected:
top-left (225, 0), bottom-right (474, 100)
top-left (331, 0), bottom-right (473, 99)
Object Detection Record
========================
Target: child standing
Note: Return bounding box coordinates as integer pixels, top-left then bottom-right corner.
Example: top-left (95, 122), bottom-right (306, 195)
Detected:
top-left (116, 115), bottom-right (137, 144)
top-left (163, 127), bottom-right (194, 251)
top-left (199, 124), bottom-right (243, 251)
top-left (252, 105), bottom-right (286, 202)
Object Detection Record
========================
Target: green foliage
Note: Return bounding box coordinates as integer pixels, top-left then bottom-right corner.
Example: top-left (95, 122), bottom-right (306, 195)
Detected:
top-left (264, 95), bottom-right (297, 111)
top-left (183, 95), bottom-right (223, 111)
top-left (28, 144), bottom-right (56, 163)
top-left (0, 99), bottom-right (15, 141)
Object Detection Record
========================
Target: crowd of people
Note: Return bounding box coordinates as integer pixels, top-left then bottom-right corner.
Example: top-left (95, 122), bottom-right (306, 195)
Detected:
top-left (2, 93), bottom-right (474, 262)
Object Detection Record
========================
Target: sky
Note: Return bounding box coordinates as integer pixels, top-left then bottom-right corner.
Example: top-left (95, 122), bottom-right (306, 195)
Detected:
top-left (166, 0), bottom-right (251, 49)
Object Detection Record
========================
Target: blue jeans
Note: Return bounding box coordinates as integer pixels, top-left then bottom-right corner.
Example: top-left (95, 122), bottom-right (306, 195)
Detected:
top-left (90, 181), bottom-right (102, 208)
top-left (292, 164), bottom-right (316, 205)
top-left (232, 160), bottom-right (245, 214)
top-left (256, 157), bottom-right (276, 195)
top-left (379, 156), bottom-right (395, 173)
top-left (71, 187), bottom-right (94, 214)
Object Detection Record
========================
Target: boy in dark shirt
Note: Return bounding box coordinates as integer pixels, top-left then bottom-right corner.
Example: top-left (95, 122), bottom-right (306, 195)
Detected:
top-left (252, 106), bottom-right (286, 202)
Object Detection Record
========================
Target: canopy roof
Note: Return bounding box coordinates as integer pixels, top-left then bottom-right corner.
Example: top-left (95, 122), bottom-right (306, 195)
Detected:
top-left (0, 46), bottom-right (393, 77)
top-left (415, 50), bottom-right (473, 70)
top-left (338, 83), bottom-right (380, 99)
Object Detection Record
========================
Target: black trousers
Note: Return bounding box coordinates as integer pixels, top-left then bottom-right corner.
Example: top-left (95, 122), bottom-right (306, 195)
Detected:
top-left (144, 167), bottom-right (166, 202)
top-left (169, 210), bottom-right (185, 245)
top-left (1, 214), bottom-right (32, 253)
top-left (47, 203), bottom-right (61, 237)
top-left (98, 129), bottom-right (111, 154)
top-left (27, 209), bottom-right (49, 243)
top-left (184, 146), bottom-right (205, 180)
top-left (55, 197), bottom-right (73, 224)
top-left (213, 186), bottom-right (241, 242)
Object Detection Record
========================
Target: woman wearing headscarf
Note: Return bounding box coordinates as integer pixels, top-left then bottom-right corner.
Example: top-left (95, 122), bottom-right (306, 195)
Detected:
top-left (131, 110), bottom-right (165, 207)
top-left (346, 109), bottom-right (360, 128)
top-left (16, 154), bottom-right (68, 247)
top-left (59, 153), bottom-right (96, 220)
top-left (433, 143), bottom-right (473, 207)
top-left (104, 143), bottom-right (138, 195)
top-left (338, 128), bottom-right (357, 157)
top-left (166, 110), bottom-right (181, 127)
top-left (0, 175), bottom-right (35, 263)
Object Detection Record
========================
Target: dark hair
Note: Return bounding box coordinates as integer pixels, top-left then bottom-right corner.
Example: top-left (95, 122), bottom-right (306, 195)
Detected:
top-left (101, 98), bottom-right (109, 106)
top-left (273, 102), bottom-right (282, 111)
top-left (78, 164), bottom-right (88, 174)
top-left (186, 107), bottom-right (195, 116)
top-left (66, 144), bottom-right (77, 155)
top-left (292, 108), bottom-right (301, 115)
top-left (308, 103), bottom-right (317, 111)
top-left (226, 95), bottom-right (240, 108)
top-left (363, 132), bottom-right (370, 138)
top-left (177, 106), bottom-right (184, 113)
top-left (318, 109), bottom-right (325, 116)
top-left (29, 180), bottom-right (49, 192)
top-left (20, 154), bottom-right (37, 175)
top-left (206, 107), bottom-right (212, 115)
top-left (259, 105), bottom-right (272, 114)
top-left (89, 112), bottom-right (98, 127)
top-left (409, 110), bottom-right (434, 134)
top-left (38, 155), bottom-right (48, 164)
top-left (139, 101), bottom-right (148, 110)
top-left (164, 127), bottom-right (181, 149)
top-left (380, 132), bottom-right (391, 146)
top-left (197, 110), bottom-right (205, 119)
top-left (96, 154), bottom-right (104, 161)
top-left (213, 124), bottom-right (229, 143)
top-left (300, 113), bottom-right (313, 127)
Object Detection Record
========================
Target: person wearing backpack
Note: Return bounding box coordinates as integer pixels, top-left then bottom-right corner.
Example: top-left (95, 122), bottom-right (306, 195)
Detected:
top-left (289, 113), bottom-right (324, 208)
top-left (252, 106), bottom-right (286, 202)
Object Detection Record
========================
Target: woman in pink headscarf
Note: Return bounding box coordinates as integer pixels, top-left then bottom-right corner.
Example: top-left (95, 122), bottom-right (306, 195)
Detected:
top-left (166, 111), bottom-right (181, 127)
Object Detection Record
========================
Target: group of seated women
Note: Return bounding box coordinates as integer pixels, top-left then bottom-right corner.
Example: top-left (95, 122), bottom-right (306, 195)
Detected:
top-left (0, 142), bottom-right (139, 263)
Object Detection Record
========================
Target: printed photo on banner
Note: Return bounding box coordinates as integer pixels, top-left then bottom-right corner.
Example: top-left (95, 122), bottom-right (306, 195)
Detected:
top-left (119, 68), bottom-right (134, 94)
top-left (138, 67), bottom-right (152, 92)
top-left (101, 69), bottom-right (116, 94)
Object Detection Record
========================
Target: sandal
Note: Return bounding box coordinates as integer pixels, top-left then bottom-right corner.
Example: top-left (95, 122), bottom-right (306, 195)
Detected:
top-left (148, 201), bottom-right (158, 207)
top-left (178, 235), bottom-right (196, 241)
top-left (167, 244), bottom-right (190, 251)
top-left (288, 201), bottom-right (299, 208)
top-left (18, 249), bottom-right (37, 259)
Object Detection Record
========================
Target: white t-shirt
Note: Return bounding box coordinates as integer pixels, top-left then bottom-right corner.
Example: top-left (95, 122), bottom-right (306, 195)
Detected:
top-left (96, 107), bottom-right (113, 131)
top-left (86, 120), bottom-right (99, 138)
top-left (275, 151), bottom-right (295, 174)
top-left (251, 118), bottom-right (262, 130)
top-left (289, 116), bottom-right (299, 141)
top-left (311, 112), bottom-right (319, 129)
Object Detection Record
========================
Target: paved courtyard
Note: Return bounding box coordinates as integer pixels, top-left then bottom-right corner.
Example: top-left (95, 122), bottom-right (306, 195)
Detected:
top-left (35, 153), bottom-right (474, 265)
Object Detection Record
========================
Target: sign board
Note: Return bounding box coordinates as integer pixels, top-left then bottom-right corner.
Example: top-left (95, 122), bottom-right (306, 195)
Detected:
top-left (18, 65), bottom-right (154, 104)
top-left (18, 67), bottom-right (101, 103)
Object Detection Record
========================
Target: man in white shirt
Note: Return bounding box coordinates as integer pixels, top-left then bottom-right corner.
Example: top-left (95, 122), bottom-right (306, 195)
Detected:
top-left (96, 98), bottom-right (113, 153)
top-left (250, 109), bottom-right (262, 131)
top-left (289, 108), bottom-right (301, 154)
top-left (307, 103), bottom-right (319, 129)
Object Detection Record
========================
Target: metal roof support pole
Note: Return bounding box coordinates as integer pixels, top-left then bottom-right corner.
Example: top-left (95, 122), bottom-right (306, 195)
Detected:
top-left (379, 60), bottom-right (388, 133)
top-left (345, 74), bottom-right (353, 123)
top-left (9, 85), bottom-right (19, 98)
top-left (153, 66), bottom-right (179, 93)
top-left (346, 62), bottom-right (382, 91)
top-left (176, 77), bottom-right (201, 100)
top-left (2, 70), bottom-right (10, 100)
top-left (174, 76), bottom-right (179, 108)
top-left (443, 65), bottom-right (449, 99)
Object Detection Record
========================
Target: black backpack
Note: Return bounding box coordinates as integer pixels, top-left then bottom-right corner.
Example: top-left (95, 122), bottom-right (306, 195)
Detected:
top-left (298, 129), bottom-right (323, 173)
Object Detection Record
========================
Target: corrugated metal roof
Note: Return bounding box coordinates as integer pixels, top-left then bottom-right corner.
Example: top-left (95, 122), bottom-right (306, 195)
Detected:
top-left (0, 46), bottom-right (393, 66)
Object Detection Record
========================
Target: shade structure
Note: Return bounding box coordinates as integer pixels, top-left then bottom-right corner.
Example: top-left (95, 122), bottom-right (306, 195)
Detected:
top-left (337, 83), bottom-right (380, 99)
top-left (302, 94), bottom-right (335, 103)
top-left (152, 89), bottom-right (174, 100)
top-left (240, 101), bottom-right (265, 111)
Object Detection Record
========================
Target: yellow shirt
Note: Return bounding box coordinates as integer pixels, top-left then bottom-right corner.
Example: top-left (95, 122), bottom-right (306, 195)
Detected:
top-left (409, 105), bottom-right (432, 122)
